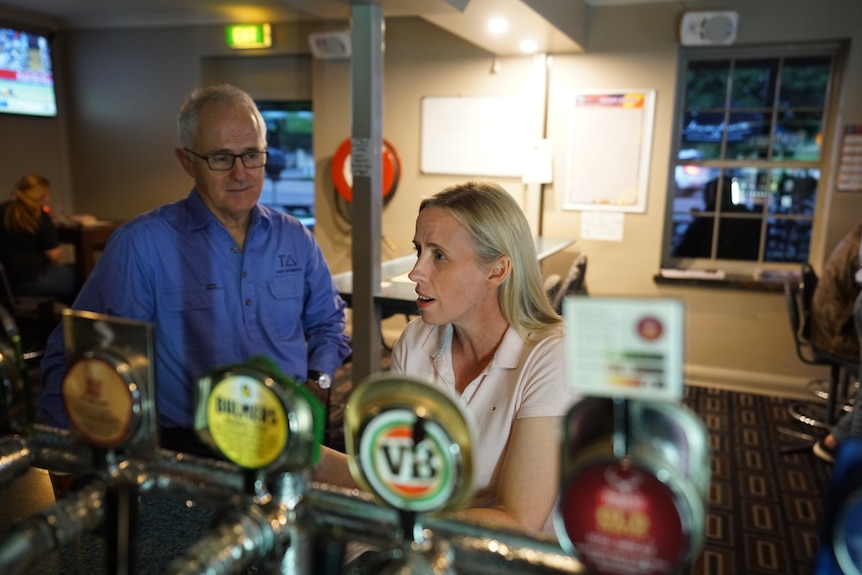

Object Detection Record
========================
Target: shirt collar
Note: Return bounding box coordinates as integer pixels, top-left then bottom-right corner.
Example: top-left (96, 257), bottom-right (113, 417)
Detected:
top-left (426, 323), bottom-right (524, 369)
top-left (186, 189), bottom-right (270, 232)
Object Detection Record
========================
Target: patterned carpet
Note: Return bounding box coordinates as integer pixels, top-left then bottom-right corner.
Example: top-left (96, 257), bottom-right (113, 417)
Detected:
top-left (679, 385), bottom-right (831, 575)
top-left (321, 362), bottom-right (835, 575)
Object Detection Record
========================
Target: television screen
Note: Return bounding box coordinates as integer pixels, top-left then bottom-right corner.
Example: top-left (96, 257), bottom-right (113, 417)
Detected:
top-left (0, 25), bottom-right (57, 117)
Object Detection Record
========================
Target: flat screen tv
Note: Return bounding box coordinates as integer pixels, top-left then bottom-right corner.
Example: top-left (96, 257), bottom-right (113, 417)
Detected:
top-left (0, 24), bottom-right (57, 117)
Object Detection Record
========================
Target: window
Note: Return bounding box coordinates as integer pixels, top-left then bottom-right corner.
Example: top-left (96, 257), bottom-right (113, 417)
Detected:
top-left (256, 100), bottom-right (315, 230)
top-left (663, 44), bottom-right (843, 269)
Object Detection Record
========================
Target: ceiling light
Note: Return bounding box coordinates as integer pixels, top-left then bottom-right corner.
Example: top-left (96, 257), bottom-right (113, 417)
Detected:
top-left (488, 18), bottom-right (508, 34)
top-left (520, 39), bottom-right (538, 53)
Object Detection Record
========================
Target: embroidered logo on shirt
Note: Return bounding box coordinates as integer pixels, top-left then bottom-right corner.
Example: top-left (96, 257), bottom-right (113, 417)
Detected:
top-left (278, 254), bottom-right (298, 270)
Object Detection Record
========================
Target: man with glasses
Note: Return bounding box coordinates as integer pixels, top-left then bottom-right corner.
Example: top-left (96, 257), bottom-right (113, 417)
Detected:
top-left (38, 84), bottom-right (351, 456)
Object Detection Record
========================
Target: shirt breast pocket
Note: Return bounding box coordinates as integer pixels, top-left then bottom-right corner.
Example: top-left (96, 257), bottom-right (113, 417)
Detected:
top-left (163, 286), bottom-right (228, 353)
top-left (266, 272), bottom-right (304, 340)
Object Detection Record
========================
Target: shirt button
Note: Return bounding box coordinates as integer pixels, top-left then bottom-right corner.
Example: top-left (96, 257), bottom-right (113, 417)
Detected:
top-left (242, 271), bottom-right (248, 278)
top-left (231, 247), bottom-right (239, 253)
top-left (245, 299), bottom-right (252, 306)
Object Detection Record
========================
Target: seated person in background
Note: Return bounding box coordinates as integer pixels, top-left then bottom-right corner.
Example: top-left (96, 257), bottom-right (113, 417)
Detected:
top-left (811, 222), bottom-right (862, 463)
top-left (315, 180), bottom-right (579, 536)
top-left (809, 222), bottom-right (862, 362)
top-left (0, 173), bottom-right (76, 303)
top-left (38, 84), bottom-right (352, 456)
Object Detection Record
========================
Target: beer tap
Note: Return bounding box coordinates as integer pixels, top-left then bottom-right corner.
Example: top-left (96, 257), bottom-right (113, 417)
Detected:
top-left (0, 304), bottom-right (31, 436)
top-left (554, 296), bottom-right (710, 575)
top-left (340, 373), bottom-right (475, 575)
top-left (165, 355), bottom-right (325, 574)
top-left (0, 476), bottom-right (108, 575)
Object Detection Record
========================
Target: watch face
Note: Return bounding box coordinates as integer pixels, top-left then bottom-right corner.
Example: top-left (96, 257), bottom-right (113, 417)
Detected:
top-left (316, 372), bottom-right (332, 389)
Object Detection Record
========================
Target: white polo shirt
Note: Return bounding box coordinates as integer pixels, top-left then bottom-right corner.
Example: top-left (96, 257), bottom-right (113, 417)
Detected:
top-left (390, 319), bottom-right (578, 511)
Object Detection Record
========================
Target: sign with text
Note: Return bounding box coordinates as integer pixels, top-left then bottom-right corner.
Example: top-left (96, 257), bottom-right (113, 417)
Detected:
top-left (563, 297), bottom-right (684, 401)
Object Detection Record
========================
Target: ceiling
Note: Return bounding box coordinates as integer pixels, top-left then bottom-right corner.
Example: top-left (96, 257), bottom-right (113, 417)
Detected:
top-left (1, 0), bottom-right (691, 56)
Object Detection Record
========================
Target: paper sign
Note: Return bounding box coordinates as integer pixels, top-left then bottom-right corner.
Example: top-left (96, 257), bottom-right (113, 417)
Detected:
top-left (563, 297), bottom-right (684, 400)
top-left (581, 211), bottom-right (624, 241)
top-left (522, 139), bottom-right (553, 184)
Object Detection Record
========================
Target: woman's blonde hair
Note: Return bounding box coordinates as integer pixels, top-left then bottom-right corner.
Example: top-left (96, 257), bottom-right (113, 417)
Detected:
top-left (4, 173), bottom-right (50, 234)
top-left (419, 180), bottom-right (562, 338)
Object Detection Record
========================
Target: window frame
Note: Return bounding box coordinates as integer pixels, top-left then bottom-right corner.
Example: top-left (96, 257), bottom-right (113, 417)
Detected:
top-left (660, 41), bottom-right (847, 276)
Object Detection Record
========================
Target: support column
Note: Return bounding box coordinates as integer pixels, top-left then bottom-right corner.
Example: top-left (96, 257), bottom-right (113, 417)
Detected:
top-left (349, 4), bottom-right (384, 382)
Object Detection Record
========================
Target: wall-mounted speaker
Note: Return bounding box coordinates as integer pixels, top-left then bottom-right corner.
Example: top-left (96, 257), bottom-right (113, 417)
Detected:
top-left (679, 11), bottom-right (739, 46)
top-left (308, 30), bottom-right (351, 59)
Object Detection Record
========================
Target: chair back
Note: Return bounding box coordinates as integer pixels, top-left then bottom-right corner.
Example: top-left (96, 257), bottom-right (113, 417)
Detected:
top-left (543, 273), bottom-right (562, 305)
top-left (0, 261), bottom-right (18, 311)
top-left (798, 262), bottom-right (819, 341)
top-left (552, 254), bottom-right (588, 313)
top-left (783, 278), bottom-right (808, 363)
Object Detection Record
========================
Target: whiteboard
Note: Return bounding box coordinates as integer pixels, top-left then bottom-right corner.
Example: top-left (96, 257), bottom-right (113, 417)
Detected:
top-left (563, 90), bottom-right (655, 213)
top-left (420, 96), bottom-right (529, 178)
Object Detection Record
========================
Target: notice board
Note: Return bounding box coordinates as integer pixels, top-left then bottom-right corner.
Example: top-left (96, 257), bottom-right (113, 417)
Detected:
top-left (563, 90), bottom-right (655, 213)
top-left (420, 96), bottom-right (529, 178)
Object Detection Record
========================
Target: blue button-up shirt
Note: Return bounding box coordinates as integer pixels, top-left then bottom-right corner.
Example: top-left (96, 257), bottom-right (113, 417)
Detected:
top-left (39, 190), bottom-right (351, 429)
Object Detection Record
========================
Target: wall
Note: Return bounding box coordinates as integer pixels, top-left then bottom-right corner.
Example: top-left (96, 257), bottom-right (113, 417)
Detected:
top-left (2, 1), bottom-right (861, 396)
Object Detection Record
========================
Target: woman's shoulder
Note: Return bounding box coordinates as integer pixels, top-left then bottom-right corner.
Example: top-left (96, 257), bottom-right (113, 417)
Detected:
top-left (524, 324), bottom-right (564, 348)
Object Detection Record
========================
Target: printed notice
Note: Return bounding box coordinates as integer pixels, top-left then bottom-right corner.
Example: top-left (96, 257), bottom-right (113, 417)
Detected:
top-left (563, 297), bottom-right (684, 400)
top-left (351, 137), bottom-right (372, 178)
top-left (837, 124), bottom-right (862, 192)
top-left (581, 211), bottom-right (624, 241)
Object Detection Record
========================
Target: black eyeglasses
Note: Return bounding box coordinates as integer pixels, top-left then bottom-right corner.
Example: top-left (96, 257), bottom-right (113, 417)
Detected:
top-left (183, 148), bottom-right (268, 171)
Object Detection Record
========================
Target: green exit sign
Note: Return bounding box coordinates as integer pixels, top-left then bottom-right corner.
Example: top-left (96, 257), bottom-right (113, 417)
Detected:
top-left (226, 24), bottom-right (272, 49)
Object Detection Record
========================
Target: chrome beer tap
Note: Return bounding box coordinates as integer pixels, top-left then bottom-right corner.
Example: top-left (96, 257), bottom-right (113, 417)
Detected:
top-left (165, 355), bottom-right (326, 575)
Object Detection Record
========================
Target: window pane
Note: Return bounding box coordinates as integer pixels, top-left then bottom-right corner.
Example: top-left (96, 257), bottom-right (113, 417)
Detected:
top-left (680, 111), bottom-right (724, 158)
top-left (715, 215), bottom-right (762, 260)
top-left (672, 215), bottom-right (714, 258)
top-left (729, 167), bottom-right (769, 212)
top-left (774, 110), bottom-right (823, 161)
top-left (764, 218), bottom-right (812, 262)
top-left (769, 168), bottom-right (819, 216)
top-left (725, 112), bottom-right (772, 159)
top-left (674, 153), bottom-right (718, 195)
top-left (780, 57), bottom-right (831, 107)
top-left (731, 59), bottom-right (778, 109)
top-left (685, 61), bottom-right (730, 108)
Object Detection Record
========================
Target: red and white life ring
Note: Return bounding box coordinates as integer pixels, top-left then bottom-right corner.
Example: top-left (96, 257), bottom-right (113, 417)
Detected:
top-left (331, 138), bottom-right (401, 203)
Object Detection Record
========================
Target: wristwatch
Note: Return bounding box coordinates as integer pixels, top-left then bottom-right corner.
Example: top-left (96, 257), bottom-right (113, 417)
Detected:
top-left (307, 369), bottom-right (332, 390)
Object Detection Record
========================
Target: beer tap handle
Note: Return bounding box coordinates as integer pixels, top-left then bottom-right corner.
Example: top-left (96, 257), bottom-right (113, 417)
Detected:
top-left (612, 396), bottom-right (631, 459)
top-left (0, 436), bottom-right (32, 489)
top-left (163, 505), bottom-right (277, 575)
top-left (0, 477), bottom-right (107, 575)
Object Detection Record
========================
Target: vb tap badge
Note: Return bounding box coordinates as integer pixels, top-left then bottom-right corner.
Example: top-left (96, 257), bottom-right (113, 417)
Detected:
top-left (345, 373), bottom-right (475, 514)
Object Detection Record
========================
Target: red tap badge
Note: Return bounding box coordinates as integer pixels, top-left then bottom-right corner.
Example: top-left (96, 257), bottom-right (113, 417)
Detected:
top-left (559, 460), bottom-right (689, 575)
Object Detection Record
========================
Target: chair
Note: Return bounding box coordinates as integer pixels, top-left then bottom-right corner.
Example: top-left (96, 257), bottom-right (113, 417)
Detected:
top-left (552, 254), bottom-right (588, 314)
top-left (778, 265), bottom-right (859, 454)
top-left (543, 273), bottom-right (562, 306)
top-left (0, 261), bottom-right (62, 365)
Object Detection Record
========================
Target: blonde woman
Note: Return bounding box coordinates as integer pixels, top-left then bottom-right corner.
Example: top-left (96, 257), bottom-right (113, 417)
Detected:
top-left (0, 173), bottom-right (75, 302)
top-left (317, 180), bottom-right (578, 537)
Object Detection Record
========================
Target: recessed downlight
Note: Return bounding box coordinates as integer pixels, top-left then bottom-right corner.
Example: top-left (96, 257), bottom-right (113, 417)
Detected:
top-left (520, 39), bottom-right (538, 53)
top-left (488, 18), bottom-right (508, 34)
